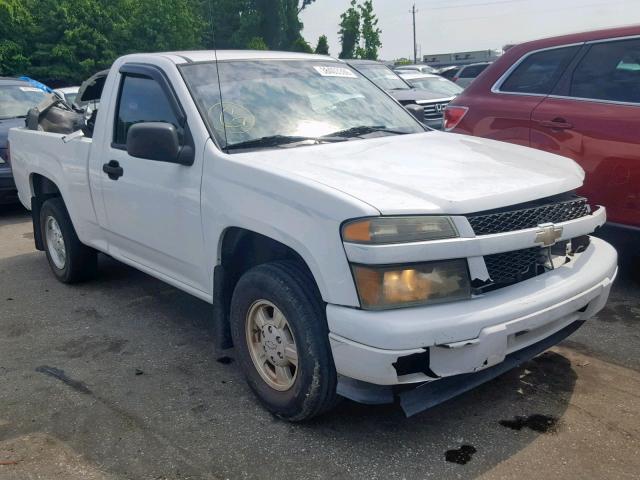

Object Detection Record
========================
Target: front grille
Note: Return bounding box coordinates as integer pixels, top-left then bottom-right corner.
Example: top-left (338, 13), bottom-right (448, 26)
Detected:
top-left (422, 101), bottom-right (450, 120)
top-left (468, 196), bottom-right (590, 235)
top-left (483, 247), bottom-right (542, 288)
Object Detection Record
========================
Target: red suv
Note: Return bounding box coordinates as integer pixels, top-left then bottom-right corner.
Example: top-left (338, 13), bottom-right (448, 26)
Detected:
top-left (445, 26), bottom-right (640, 233)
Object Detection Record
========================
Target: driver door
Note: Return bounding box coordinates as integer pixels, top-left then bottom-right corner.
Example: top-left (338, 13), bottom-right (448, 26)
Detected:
top-left (99, 65), bottom-right (209, 293)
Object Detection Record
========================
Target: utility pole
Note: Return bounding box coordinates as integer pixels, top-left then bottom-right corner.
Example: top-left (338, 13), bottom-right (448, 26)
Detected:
top-left (412, 4), bottom-right (417, 64)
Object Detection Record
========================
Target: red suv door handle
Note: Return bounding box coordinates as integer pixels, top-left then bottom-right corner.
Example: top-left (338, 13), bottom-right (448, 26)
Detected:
top-left (538, 118), bottom-right (573, 130)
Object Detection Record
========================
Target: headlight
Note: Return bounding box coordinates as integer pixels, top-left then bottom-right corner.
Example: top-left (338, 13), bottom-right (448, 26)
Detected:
top-left (352, 259), bottom-right (471, 310)
top-left (342, 216), bottom-right (458, 244)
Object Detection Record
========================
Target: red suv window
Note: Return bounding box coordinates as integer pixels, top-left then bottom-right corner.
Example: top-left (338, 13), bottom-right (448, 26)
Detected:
top-left (569, 38), bottom-right (640, 103)
top-left (499, 46), bottom-right (580, 95)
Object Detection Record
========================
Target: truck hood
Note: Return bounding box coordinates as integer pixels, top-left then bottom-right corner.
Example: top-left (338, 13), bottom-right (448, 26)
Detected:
top-left (239, 131), bottom-right (585, 215)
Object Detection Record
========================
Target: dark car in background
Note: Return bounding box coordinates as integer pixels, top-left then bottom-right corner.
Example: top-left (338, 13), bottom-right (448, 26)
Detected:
top-left (445, 25), bottom-right (640, 239)
top-left (348, 60), bottom-right (455, 129)
top-left (0, 77), bottom-right (47, 204)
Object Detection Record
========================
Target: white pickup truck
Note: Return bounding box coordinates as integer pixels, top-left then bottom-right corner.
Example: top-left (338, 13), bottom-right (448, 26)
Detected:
top-left (9, 51), bottom-right (617, 421)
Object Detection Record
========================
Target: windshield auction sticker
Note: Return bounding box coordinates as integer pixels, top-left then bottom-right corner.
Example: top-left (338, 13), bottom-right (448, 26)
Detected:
top-left (313, 66), bottom-right (358, 78)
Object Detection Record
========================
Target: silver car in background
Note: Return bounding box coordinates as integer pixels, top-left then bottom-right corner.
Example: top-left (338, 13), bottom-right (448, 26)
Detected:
top-left (394, 64), bottom-right (438, 75)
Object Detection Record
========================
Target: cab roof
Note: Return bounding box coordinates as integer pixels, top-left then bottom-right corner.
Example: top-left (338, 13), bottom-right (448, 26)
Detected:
top-left (131, 50), bottom-right (340, 64)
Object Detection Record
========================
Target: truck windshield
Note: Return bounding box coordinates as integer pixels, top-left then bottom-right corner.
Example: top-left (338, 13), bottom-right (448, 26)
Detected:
top-left (181, 60), bottom-right (424, 151)
top-left (0, 85), bottom-right (46, 119)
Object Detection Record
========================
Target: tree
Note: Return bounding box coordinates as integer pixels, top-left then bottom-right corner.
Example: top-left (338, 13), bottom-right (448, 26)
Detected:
top-left (0, 0), bottom-right (33, 74)
top-left (26, 0), bottom-right (124, 84)
top-left (246, 36), bottom-right (268, 50)
top-left (394, 57), bottom-right (412, 66)
top-left (0, 0), bottom-right (318, 83)
top-left (338, 0), bottom-right (359, 59)
top-left (356, 0), bottom-right (381, 60)
top-left (123, 0), bottom-right (204, 53)
top-left (297, 0), bottom-right (316, 13)
top-left (290, 38), bottom-right (313, 53)
top-left (314, 35), bottom-right (329, 55)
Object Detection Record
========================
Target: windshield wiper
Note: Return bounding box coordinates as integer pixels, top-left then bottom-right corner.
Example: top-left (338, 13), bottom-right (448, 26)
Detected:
top-left (323, 125), bottom-right (409, 138)
top-left (225, 134), bottom-right (347, 151)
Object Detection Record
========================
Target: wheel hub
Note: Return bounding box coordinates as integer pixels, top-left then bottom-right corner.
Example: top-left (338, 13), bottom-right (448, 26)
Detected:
top-left (45, 216), bottom-right (66, 270)
top-left (260, 324), bottom-right (287, 366)
top-left (245, 300), bottom-right (299, 391)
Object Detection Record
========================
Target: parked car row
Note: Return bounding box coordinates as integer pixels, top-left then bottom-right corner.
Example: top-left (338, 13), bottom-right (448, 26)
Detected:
top-left (349, 60), bottom-right (461, 129)
top-left (393, 62), bottom-right (492, 88)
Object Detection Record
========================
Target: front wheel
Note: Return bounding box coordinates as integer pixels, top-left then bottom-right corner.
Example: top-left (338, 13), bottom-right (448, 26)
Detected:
top-left (40, 197), bottom-right (97, 283)
top-left (230, 260), bottom-right (338, 421)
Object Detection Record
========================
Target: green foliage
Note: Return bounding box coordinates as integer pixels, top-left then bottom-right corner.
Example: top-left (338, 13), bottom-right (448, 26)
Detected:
top-left (356, 0), bottom-right (381, 60)
top-left (0, 0), bottom-right (33, 73)
top-left (394, 57), bottom-right (412, 66)
top-left (291, 38), bottom-right (313, 53)
top-left (314, 35), bottom-right (329, 55)
top-left (123, 0), bottom-right (204, 53)
top-left (0, 0), bottom-right (317, 84)
top-left (246, 36), bottom-right (268, 50)
top-left (338, 0), bottom-right (381, 60)
top-left (338, 0), bottom-right (359, 59)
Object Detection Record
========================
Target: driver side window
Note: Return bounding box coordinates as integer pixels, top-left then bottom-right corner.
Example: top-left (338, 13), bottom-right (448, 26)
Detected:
top-left (113, 75), bottom-right (180, 146)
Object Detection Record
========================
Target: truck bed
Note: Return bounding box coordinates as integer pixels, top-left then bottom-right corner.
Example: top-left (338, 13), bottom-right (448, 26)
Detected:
top-left (9, 128), bottom-right (99, 243)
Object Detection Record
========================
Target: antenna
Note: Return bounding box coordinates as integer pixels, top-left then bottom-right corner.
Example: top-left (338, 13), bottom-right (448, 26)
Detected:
top-left (210, 0), bottom-right (229, 148)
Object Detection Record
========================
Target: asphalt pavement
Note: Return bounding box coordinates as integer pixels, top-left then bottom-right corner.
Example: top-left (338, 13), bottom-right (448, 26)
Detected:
top-left (1, 204), bottom-right (639, 480)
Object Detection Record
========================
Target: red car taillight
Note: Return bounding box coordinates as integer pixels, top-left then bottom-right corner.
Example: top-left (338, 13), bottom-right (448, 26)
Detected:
top-left (443, 106), bottom-right (468, 131)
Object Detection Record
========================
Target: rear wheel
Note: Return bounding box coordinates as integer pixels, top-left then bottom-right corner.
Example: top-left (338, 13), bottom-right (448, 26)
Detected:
top-left (230, 260), bottom-right (338, 421)
top-left (40, 197), bottom-right (97, 283)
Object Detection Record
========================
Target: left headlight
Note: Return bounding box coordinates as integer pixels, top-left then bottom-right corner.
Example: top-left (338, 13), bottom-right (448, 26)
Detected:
top-left (342, 216), bottom-right (458, 244)
top-left (352, 259), bottom-right (471, 310)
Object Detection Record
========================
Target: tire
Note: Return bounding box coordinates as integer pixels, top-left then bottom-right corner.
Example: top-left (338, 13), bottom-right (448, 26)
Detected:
top-left (230, 260), bottom-right (338, 421)
top-left (40, 197), bottom-right (97, 283)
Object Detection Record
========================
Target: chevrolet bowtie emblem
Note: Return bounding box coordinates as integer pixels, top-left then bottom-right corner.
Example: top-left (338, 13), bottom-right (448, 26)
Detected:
top-left (535, 223), bottom-right (563, 247)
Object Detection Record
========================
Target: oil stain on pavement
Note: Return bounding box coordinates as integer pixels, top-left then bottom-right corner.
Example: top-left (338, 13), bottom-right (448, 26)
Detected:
top-left (445, 445), bottom-right (477, 465)
top-left (499, 414), bottom-right (558, 433)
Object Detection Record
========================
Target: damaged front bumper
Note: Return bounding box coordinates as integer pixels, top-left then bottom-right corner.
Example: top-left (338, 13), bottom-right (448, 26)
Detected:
top-left (327, 236), bottom-right (617, 416)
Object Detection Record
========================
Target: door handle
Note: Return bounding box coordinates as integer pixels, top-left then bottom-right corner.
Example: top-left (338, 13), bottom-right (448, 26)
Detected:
top-left (538, 118), bottom-right (573, 130)
top-left (102, 160), bottom-right (124, 180)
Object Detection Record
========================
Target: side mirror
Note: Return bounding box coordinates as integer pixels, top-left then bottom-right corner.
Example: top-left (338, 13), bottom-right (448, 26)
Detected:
top-left (405, 104), bottom-right (425, 123)
top-left (126, 122), bottom-right (194, 165)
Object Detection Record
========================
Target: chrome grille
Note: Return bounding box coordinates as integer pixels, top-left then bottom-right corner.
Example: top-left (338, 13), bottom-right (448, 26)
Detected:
top-left (421, 101), bottom-right (450, 120)
top-left (468, 197), bottom-right (589, 236)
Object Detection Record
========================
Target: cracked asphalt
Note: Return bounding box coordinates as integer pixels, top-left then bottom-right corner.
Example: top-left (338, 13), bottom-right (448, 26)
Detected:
top-left (1, 204), bottom-right (639, 479)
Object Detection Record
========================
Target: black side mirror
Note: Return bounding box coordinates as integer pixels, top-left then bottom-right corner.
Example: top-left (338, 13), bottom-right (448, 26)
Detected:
top-left (126, 122), bottom-right (194, 165)
top-left (405, 104), bottom-right (425, 123)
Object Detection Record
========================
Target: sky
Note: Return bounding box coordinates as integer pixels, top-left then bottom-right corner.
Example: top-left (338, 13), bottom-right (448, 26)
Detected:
top-left (300, 0), bottom-right (639, 60)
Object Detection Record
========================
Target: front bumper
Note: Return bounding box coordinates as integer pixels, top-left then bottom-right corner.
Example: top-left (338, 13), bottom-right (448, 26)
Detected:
top-left (327, 237), bottom-right (617, 387)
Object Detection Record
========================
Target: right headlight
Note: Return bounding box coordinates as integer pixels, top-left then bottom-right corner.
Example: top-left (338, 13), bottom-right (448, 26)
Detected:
top-left (351, 259), bottom-right (471, 310)
top-left (342, 216), bottom-right (458, 244)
